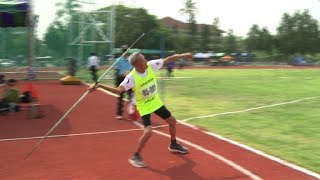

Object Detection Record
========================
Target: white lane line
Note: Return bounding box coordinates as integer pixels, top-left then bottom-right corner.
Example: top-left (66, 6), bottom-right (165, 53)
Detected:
top-left (177, 121), bottom-right (320, 180)
top-left (182, 96), bottom-right (320, 122)
top-left (133, 121), bottom-right (263, 180)
top-left (157, 77), bottom-right (193, 79)
top-left (0, 125), bottom-right (168, 142)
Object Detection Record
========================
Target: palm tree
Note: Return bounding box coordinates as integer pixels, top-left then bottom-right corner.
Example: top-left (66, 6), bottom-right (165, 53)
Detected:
top-left (179, 0), bottom-right (198, 50)
top-left (54, 0), bottom-right (82, 24)
top-left (179, 0), bottom-right (198, 23)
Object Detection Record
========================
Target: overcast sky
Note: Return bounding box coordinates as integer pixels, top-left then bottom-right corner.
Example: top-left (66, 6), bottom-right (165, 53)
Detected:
top-left (33, 0), bottom-right (320, 38)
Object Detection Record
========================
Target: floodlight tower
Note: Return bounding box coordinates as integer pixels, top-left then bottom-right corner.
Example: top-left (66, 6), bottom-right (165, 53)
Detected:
top-left (74, 0), bottom-right (95, 64)
top-left (66, 0), bottom-right (95, 58)
top-left (69, 1), bottom-right (116, 65)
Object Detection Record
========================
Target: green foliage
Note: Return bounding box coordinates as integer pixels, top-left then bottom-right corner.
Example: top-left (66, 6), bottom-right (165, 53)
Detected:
top-left (180, 0), bottom-right (198, 51)
top-left (222, 29), bottom-right (238, 53)
top-left (200, 24), bottom-right (211, 51)
top-left (43, 4), bottom-right (186, 60)
top-left (276, 10), bottom-right (320, 55)
top-left (54, 0), bottom-right (81, 24)
top-left (0, 28), bottom-right (28, 59)
top-left (179, 0), bottom-right (198, 23)
top-left (245, 24), bottom-right (274, 52)
top-left (39, 3), bottom-right (320, 64)
top-left (44, 23), bottom-right (67, 56)
top-left (97, 5), bottom-right (165, 50)
top-left (43, 0), bottom-right (82, 58)
top-left (116, 5), bottom-right (159, 49)
top-left (211, 17), bottom-right (223, 52)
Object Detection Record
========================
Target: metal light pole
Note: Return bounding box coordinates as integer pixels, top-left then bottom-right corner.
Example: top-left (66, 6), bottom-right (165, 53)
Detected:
top-left (27, 0), bottom-right (34, 69)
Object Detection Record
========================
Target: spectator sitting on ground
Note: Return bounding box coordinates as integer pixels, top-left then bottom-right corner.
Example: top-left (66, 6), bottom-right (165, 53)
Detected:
top-left (0, 75), bottom-right (5, 84)
top-left (0, 79), bottom-right (21, 113)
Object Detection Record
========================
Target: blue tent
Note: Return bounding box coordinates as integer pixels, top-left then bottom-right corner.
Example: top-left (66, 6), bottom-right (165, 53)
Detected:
top-left (0, 0), bottom-right (34, 71)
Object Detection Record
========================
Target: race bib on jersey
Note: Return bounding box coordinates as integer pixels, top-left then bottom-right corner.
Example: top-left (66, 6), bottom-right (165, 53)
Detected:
top-left (141, 82), bottom-right (157, 98)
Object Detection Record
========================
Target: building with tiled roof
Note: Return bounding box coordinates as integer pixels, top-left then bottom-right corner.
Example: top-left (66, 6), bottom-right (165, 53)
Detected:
top-left (160, 17), bottom-right (225, 35)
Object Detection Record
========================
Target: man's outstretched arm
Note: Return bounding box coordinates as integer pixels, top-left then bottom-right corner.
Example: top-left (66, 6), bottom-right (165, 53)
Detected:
top-left (88, 83), bottom-right (126, 95)
top-left (163, 53), bottom-right (193, 65)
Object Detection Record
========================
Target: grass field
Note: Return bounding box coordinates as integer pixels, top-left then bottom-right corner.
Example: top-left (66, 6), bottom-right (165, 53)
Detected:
top-left (76, 67), bottom-right (320, 173)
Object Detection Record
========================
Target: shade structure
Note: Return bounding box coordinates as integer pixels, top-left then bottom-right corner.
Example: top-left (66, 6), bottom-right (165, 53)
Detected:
top-left (0, 0), bottom-right (34, 73)
top-left (0, 1), bottom-right (29, 27)
top-left (221, 55), bottom-right (234, 61)
top-left (193, 52), bottom-right (214, 59)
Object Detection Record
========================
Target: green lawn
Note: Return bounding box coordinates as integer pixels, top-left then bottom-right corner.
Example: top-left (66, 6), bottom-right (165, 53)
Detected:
top-left (75, 67), bottom-right (320, 173)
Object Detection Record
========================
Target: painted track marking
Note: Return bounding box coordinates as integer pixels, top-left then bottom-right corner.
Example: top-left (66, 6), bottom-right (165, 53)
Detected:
top-left (178, 120), bottom-right (320, 179)
top-left (96, 83), bottom-right (320, 179)
top-left (12, 83), bottom-right (313, 178)
top-left (182, 96), bottom-right (320, 122)
top-left (0, 125), bottom-right (168, 142)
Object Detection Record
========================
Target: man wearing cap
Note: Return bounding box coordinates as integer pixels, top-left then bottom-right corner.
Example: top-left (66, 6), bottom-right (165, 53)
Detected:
top-left (88, 52), bottom-right (193, 168)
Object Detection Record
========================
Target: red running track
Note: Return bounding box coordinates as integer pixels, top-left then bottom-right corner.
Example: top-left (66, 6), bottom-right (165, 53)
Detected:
top-left (0, 80), bottom-right (319, 180)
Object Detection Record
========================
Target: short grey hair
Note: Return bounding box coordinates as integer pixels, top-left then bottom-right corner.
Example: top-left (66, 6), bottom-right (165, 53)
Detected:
top-left (128, 52), bottom-right (141, 65)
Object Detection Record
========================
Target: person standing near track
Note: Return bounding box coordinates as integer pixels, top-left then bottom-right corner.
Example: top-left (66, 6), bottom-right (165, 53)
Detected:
top-left (87, 52), bottom-right (100, 82)
top-left (114, 45), bottom-right (135, 120)
top-left (88, 52), bottom-right (193, 168)
top-left (166, 61), bottom-right (175, 77)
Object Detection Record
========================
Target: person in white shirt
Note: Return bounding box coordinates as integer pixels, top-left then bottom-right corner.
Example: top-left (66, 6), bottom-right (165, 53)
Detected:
top-left (87, 53), bottom-right (100, 82)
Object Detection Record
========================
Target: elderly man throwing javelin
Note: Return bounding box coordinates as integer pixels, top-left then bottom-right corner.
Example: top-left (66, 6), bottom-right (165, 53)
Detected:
top-left (88, 52), bottom-right (193, 168)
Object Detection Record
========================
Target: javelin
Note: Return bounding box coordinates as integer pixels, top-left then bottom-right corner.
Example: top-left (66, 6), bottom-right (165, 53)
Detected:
top-left (24, 33), bottom-right (145, 160)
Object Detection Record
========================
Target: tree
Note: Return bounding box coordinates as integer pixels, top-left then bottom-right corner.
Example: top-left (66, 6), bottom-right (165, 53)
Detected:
top-left (276, 10), bottom-right (320, 55)
top-left (44, 22), bottom-right (68, 56)
top-left (99, 5), bottom-right (162, 50)
top-left (43, 0), bottom-right (82, 58)
top-left (222, 29), bottom-right (238, 53)
top-left (245, 24), bottom-right (260, 51)
top-left (259, 27), bottom-right (274, 52)
top-left (1, 28), bottom-right (28, 59)
top-left (200, 24), bottom-right (211, 51)
top-left (179, 0), bottom-right (198, 24)
top-left (54, 0), bottom-right (81, 25)
top-left (180, 0), bottom-right (198, 50)
top-left (245, 24), bottom-right (274, 52)
top-left (211, 17), bottom-right (223, 52)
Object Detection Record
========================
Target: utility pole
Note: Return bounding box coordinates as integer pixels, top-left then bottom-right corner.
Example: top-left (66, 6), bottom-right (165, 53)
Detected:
top-left (27, 0), bottom-right (34, 68)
